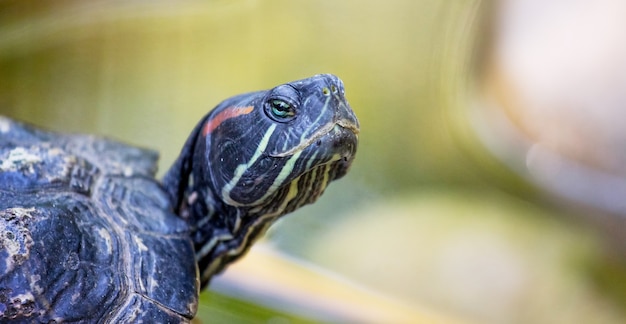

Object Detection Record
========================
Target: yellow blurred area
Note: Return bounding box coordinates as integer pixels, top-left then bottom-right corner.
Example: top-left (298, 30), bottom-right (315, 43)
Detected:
top-left (3, 0), bottom-right (626, 323)
top-left (213, 244), bottom-right (459, 323)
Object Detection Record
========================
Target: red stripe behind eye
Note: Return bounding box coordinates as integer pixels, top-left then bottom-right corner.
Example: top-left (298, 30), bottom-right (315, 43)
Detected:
top-left (203, 105), bottom-right (254, 136)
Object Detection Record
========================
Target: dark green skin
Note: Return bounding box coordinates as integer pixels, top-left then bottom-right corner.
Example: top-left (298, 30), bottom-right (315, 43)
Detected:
top-left (0, 74), bottom-right (359, 323)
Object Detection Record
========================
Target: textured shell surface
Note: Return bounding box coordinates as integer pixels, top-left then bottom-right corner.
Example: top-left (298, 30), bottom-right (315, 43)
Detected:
top-left (0, 116), bottom-right (199, 323)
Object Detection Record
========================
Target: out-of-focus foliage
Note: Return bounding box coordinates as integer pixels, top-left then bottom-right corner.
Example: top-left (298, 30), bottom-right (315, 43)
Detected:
top-left (196, 290), bottom-right (316, 324)
top-left (2, 0), bottom-right (626, 323)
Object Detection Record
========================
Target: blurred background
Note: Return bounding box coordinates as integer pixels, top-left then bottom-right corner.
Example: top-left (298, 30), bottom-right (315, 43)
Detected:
top-left (2, 0), bottom-right (626, 323)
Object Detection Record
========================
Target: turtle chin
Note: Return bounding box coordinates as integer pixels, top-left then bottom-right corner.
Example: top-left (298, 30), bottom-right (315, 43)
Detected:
top-left (305, 123), bottom-right (359, 181)
top-left (330, 125), bottom-right (359, 179)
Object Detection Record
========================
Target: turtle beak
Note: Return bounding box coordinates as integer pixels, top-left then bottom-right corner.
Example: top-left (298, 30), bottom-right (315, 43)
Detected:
top-left (335, 100), bottom-right (360, 137)
top-left (335, 99), bottom-right (359, 159)
top-left (331, 123), bottom-right (358, 178)
top-left (329, 101), bottom-right (359, 180)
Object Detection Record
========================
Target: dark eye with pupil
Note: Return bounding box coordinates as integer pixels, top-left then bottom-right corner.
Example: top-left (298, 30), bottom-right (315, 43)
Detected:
top-left (270, 100), bottom-right (295, 118)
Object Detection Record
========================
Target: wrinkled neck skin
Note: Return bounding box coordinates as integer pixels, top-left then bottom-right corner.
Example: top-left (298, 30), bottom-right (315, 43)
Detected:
top-left (179, 182), bottom-right (276, 288)
top-left (162, 117), bottom-right (276, 288)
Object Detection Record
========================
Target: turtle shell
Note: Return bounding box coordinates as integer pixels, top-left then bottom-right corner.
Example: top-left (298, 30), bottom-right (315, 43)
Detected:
top-left (0, 117), bottom-right (198, 322)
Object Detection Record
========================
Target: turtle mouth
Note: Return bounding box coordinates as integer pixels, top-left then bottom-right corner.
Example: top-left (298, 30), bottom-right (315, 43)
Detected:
top-left (268, 121), bottom-right (359, 159)
top-left (336, 115), bottom-right (360, 136)
top-left (282, 121), bottom-right (358, 181)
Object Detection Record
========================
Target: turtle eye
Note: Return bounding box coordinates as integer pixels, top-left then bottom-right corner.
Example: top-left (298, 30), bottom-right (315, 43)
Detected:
top-left (265, 99), bottom-right (296, 122)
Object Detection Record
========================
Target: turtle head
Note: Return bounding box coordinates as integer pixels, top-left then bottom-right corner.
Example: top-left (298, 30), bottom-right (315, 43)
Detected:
top-left (207, 73), bottom-right (359, 209)
top-left (163, 74), bottom-right (359, 286)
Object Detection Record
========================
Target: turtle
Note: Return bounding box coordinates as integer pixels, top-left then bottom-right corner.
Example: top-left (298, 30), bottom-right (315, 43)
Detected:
top-left (0, 74), bottom-right (359, 323)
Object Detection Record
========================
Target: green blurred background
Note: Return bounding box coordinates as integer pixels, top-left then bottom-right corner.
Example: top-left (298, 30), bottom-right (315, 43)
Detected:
top-left (2, 0), bottom-right (626, 323)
